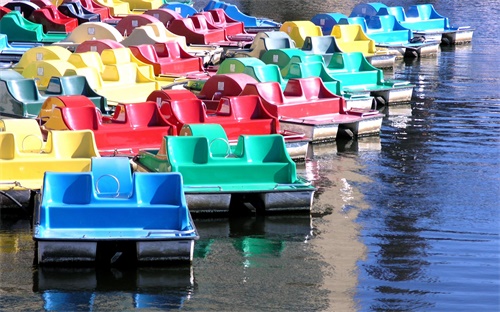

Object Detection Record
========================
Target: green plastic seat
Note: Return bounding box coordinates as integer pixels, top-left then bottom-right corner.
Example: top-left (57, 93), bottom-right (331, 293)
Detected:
top-left (0, 11), bottom-right (68, 43)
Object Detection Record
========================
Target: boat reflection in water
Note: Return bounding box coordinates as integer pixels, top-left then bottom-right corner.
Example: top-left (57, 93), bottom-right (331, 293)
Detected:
top-left (34, 266), bottom-right (194, 310)
top-left (194, 215), bottom-right (313, 266)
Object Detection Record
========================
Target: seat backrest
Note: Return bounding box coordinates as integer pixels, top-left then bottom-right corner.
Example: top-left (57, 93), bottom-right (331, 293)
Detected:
top-left (227, 95), bottom-right (268, 120)
top-left (242, 134), bottom-right (292, 165)
top-left (0, 133), bottom-right (16, 160)
top-left (42, 172), bottom-right (93, 205)
top-left (387, 6), bottom-right (406, 22)
top-left (45, 129), bottom-right (99, 158)
top-left (68, 51), bottom-right (105, 73)
top-left (134, 172), bottom-right (183, 206)
top-left (179, 123), bottom-right (229, 157)
top-left (302, 35), bottom-right (342, 54)
top-left (0, 119), bottom-right (43, 151)
top-left (6, 78), bottom-right (43, 102)
top-left (58, 105), bottom-right (100, 130)
top-left (91, 156), bottom-right (133, 197)
top-left (125, 101), bottom-right (170, 127)
top-left (129, 44), bottom-right (160, 63)
top-left (167, 99), bottom-right (206, 126)
top-left (166, 136), bottom-right (209, 165)
top-left (101, 47), bottom-right (131, 65)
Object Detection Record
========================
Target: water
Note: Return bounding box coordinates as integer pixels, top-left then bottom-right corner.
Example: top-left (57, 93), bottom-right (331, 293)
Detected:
top-left (1, 0), bottom-right (499, 311)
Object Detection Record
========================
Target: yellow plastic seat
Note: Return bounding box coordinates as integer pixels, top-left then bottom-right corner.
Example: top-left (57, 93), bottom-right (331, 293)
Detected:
top-left (12, 46), bottom-right (72, 74)
top-left (0, 130), bottom-right (99, 190)
top-left (0, 119), bottom-right (44, 152)
top-left (280, 21), bottom-right (323, 48)
top-left (21, 60), bottom-right (77, 89)
top-left (330, 24), bottom-right (377, 55)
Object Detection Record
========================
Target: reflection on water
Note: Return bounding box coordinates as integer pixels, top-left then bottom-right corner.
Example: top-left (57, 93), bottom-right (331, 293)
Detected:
top-left (34, 266), bottom-right (194, 311)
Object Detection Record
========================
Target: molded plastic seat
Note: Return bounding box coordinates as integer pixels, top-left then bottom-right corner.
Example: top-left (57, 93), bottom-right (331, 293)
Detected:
top-left (115, 13), bottom-right (160, 36)
top-left (311, 12), bottom-right (349, 34)
top-left (280, 21), bottom-right (323, 48)
top-left (0, 72), bottom-right (48, 118)
top-left (29, 5), bottom-right (79, 33)
top-left (0, 119), bottom-right (44, 152)
top-left (54, 22), bottom-right (124, 51)
top-left (58, 0), bottom-right (101, 24)
top-left (93, 0), bottom-right (132, 16)
top-left (121, 0), bottom-right (163, 11)
top-left (90, 156), bottom-right (132, 197)
top-left (144, 8), bottom-right (182, 26)
top-left (167, 16), bottom-right (226, 45)
top-left (128, 42), bottom-right (203, 76)
top-left (0, 11), bottom-right (68, 43)
top-left (330, 24), bottom-right (377, 55)
top-left (120, 21), bottom-right (187, 47)
top-left (217, 57), bottom-right (286, 88)
top-left (79, 0), bottom-right (114, 21)
top-left (161, 2), bottom-right (197, 17)
top-left (0, 129), bottom-right (99, 190)
top-left (4, 1), bottom-right (40, 19)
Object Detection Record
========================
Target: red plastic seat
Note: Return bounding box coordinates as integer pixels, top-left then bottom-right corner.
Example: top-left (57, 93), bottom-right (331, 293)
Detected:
top-left (79, 0), bottom-right (113, 21)
top-left (144, 8), bottom-right (181, 27)
top-left (29, 5), bottom-right (78, 32)
top-left (129, 42), bottom-right (203, 76)
top-left (167, 16), bottom-right (225, 45)
top-left (240, 77), bottom-right (347, 118)
top-left (115, 14), bottom-right (160, 36)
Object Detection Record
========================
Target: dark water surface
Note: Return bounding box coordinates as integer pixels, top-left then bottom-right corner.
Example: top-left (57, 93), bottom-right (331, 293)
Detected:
top-left (1, 0), bottom-right (499, 311)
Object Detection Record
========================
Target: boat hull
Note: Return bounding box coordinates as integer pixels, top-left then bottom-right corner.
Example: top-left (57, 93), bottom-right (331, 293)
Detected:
top-left (36, 239), bottom-right (195, 264)
top-left (372, 86), bottom-right (414, 105)
top-left (184, 189), bottom-right (315, 214)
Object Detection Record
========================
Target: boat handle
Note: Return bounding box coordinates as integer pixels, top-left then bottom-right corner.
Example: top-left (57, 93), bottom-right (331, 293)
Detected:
top-left (0, 181), bottom-right (22, 187)
top-left (273, 182), bottom-right (312, 190)
top-left (21, 134), bottom-right (43, 153)
top-left (146, 229), bottom-right (196, 237)
top-left (95, 174), bottom-right (121, 197)
top-left (185, 185), bottom-right (223, 191)
top-left (209, 137), bottom-right (234, 158)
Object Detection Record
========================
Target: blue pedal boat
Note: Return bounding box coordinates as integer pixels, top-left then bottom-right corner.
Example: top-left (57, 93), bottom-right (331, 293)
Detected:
top-left (33, 157), bottom-right (199, 265)
top-left (312, 12), bottom-right (441, 58)
top-left (350, 3), bottom-right (474, 45)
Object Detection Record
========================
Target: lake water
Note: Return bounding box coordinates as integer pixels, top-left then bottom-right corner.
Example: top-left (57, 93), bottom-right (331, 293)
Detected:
top-left (1, 0), bottom-right (499, 311)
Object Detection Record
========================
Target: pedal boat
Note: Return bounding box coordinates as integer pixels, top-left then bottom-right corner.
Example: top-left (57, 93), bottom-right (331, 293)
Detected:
top-left (135, 128), bottom-right (315, 215)
top-left (240, 77), bottom-right (384, 142)
top-left (0, 119), bottom-right (99, 211)
top-left (350, 3), bottom-right (474, 45)
top-left (39, 95), bottom-right (174, 157)
top-left (33, 156), bottom-right (199, 265)
top-left (312, 13), bottom-right (441, 58)
top-left (147, 90), bottom-right (311, 160)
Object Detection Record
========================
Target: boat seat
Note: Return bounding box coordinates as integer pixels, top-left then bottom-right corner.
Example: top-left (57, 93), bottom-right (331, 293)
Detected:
top-left (0, 130), bottom-right (98, 189)
top-left (0, 119), bottom-right (44, 152)
top-left (161, 2), bottom-right (197, 18)
top-left (280, 21), bottom-right (323, 48)
top-left (75, 39), bottom-right (126, 54)
top-left (91, 156), bottom-right (133, 197)
top-left (0, 11), bottom-right (68, 43)
top-left (29, 5), bottom-right (79, 33)
top-left (144, 8), bottom-right (182, 26)
top-left (115, 13), bottom-right (160, 36)
top-left (39, 171), bottom-right (188, 232)
top-left (124, 0), bottom-right (163, 11)
top-left (167, 16), bottom-right (225, 45)
top-left (55, 22), bottom-right (124, 48)
top-left (80, 0), bottom-right (113, 21)
top-left (196, 73), bottom-right (257, 110)
top-left (57, 0), bottom-right (101, 24)
top-left (4, 1), bottom-right (40, 19)
top-left (179, 123), bottom-right (230, 157)
top-left (330, 24), bottom-right (376, 54)
top-left (93, 0), bottom-right (131, 16)
top-left (164, 134), bottom-right (295, 185)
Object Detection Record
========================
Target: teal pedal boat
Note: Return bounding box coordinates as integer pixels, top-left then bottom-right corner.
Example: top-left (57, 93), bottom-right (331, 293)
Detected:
top-left (134, 125), bottom-right (315, 215)
top-left (33, 157), bottom-right (199, 265)
top-left (350, 3), bottom-right (474, 45)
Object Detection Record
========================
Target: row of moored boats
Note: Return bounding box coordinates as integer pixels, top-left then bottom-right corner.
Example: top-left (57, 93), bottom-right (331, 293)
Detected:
top-left (0, 0), bottom-right (473, 265)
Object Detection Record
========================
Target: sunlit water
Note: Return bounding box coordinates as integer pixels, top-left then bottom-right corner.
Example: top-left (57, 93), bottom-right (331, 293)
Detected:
top-left (1, 0), bottom-right (499, 311)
